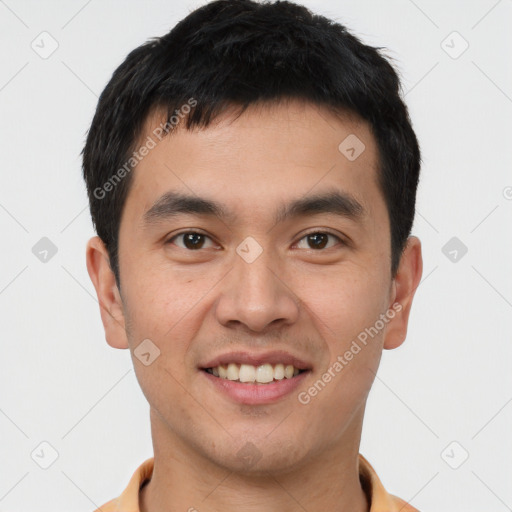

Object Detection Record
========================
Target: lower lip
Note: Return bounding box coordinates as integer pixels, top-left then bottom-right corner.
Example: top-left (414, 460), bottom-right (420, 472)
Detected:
top-left (201, 369), bottom-right (310, 405)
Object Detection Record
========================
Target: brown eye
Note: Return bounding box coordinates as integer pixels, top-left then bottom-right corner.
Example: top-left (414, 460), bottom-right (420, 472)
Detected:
top-left (296, 232), bottom-right (342, 250)
top-left (167, 232), bottom-right (215, 250)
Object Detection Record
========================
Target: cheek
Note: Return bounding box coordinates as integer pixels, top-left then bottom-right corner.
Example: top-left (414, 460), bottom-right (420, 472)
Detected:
top-left (298, 266), bottom-right (389, 406)
top-left (303, 266), bottom-right (390, 348)
top-left (122, 258), bottom-right (202, 339)
top-left (122, 271), bottom-right (202, 420)
top-left (295, 274), bottom-right (386, 443)
top-left (120, 270), bottom-right (194, 400)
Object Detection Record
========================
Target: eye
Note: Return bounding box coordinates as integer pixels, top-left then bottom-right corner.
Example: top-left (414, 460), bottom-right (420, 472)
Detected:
top-left (166, 230), bottom-right (345, 252)
top-left (295, 231), bottom-right (344, 250)
top-left (166, 231), bottom-right (217, 250)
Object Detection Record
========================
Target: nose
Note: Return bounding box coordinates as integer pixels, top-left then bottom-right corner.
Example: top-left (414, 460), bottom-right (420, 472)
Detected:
top-left (214, 245), bottom-right (300, 333)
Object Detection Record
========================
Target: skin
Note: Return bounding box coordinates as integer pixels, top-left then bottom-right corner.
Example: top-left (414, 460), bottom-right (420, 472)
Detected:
top-left (86, 99), bottom-right (422, 512)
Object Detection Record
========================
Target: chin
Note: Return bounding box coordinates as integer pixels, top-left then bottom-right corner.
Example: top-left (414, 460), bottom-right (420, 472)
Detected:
top-left (205, 435), bottom-right (309, 475)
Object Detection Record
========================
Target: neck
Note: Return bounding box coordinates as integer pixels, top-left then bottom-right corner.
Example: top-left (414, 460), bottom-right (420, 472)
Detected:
top-left (139, 408), bottom-right (369, 512)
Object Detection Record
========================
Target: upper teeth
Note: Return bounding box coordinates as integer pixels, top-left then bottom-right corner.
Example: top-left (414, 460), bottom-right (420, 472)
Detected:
top-left (208, 363), bottom-right (301, 383)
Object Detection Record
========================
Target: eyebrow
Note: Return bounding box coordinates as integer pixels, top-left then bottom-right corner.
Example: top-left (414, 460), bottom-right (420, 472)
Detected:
top-left (142, 189), bottom-right (365, 228)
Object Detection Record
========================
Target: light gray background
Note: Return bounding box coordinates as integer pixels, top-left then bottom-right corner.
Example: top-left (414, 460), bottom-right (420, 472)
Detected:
top-left (0, 1), bottom-right (511, 511)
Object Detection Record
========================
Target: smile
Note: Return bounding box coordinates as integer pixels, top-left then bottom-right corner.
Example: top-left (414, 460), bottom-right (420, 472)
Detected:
top-left (204, 363), bottom-right (306, 384)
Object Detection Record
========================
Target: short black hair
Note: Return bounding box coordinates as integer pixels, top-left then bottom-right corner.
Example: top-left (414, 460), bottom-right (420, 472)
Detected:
top-left (82, 0), bottom-right (421, 290)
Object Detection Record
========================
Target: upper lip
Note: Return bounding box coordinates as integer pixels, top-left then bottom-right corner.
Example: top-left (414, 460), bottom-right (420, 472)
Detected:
top-left (200, 350), bottom-right (312, 371)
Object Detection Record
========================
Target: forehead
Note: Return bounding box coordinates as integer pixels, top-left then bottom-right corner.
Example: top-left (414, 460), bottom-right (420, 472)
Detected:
top-left (124, 99), bottom-right (383, 227)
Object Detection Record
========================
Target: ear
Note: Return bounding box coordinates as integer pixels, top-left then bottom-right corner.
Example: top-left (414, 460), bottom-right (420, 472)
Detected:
top-left (383, 236), bottom-right (423, 350)
top-left (85, 236), bottom-right (129, 349)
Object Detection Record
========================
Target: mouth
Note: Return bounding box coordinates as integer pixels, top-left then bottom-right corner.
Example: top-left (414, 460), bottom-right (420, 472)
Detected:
top-left (199, 351), bottom-right (312, 404)
top-left (202, 363), bottom-right (308, 384)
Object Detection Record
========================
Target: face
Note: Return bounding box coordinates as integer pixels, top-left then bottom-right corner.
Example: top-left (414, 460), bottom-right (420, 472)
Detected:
top-left (87, 99), bottom-right (422, 475)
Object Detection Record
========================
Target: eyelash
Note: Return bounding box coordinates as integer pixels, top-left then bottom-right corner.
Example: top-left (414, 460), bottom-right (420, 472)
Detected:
top-left (165, 229), bottom-right (346, 251)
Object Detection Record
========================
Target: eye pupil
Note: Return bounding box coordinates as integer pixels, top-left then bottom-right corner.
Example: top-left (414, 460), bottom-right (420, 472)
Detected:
top-left (308, 233), bottom-right (328, 249)
top-left (184, 233), bottom-right (204, 249)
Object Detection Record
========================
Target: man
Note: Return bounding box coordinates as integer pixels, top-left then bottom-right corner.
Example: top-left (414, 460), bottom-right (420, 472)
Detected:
top-left (83, 0), bottom-right (423, 510)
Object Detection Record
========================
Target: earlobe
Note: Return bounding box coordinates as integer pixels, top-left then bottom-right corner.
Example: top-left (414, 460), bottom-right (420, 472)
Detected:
top-left (85, 236), bottom-right (129, 349)
top-left (383, 236), bottom-right (423, 350)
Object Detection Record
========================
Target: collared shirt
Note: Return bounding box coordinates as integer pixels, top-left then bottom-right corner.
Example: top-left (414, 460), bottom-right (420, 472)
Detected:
top-left (94, 453), bottom-right (419, 511)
